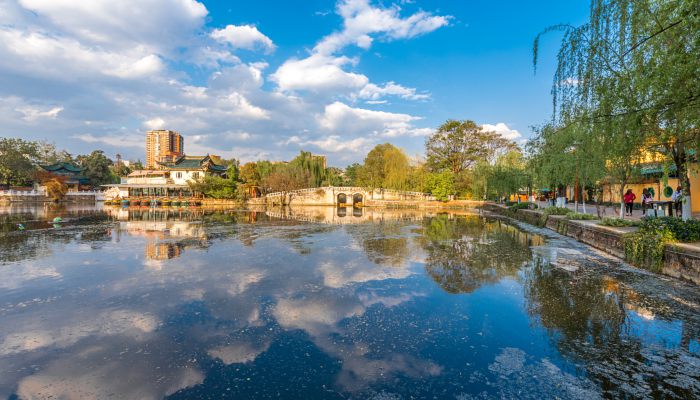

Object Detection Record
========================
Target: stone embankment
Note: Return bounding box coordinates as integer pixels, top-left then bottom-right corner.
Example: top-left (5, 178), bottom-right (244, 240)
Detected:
top-left (484, 203), bottom-right (700, 285)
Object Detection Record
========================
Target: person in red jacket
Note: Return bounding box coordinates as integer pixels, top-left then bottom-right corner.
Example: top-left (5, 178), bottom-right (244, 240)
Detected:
top-left (623, 189), bottom-right (636, 216)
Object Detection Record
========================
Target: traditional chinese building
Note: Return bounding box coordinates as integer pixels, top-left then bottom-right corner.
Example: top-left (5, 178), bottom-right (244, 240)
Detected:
top-left (102, 155), bottom-right (228, 199)
top-left (39, 162), bottom-right (90, 191)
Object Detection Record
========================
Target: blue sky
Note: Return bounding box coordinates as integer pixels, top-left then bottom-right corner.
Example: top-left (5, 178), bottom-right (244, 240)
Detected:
top-left (0, 0), bottom-right (589, 166)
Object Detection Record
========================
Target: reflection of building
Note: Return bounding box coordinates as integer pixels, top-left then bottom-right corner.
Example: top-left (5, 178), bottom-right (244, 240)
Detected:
top-left (146, 130), bottom-right (184, 168)
top-left (146, 242), bottom-right (183, 260)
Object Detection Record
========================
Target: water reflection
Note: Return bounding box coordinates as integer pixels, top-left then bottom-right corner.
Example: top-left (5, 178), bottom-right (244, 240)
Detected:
top-left (523, 259), bottom-right (700, 398)
top-left (0, 206), bottom-right (698, 399)
top-left (422, 214), bottom-right (544, 293)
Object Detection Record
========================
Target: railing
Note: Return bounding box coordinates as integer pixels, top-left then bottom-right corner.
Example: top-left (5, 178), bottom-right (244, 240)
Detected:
top-left (66, 190), bottom-right (104, 196)
top-left (265, 186), bottom-right (433, 198)
top-left (0, 189), bottom-right (104, 199)
top-left (0, 189), bottom-right (45, 196)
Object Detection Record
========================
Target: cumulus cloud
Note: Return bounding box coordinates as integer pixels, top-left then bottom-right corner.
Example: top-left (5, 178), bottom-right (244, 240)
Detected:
top-left (0, 0), bottom-right (446, 165)
top-left (211, 24), bottom-right (275, 53)
top-left (314, 0), bottom-right (451, 55)
top-left (481, 123), bottom-right (522, 141)
top-left (272, 0), bottom-right (448, 98)
top-left (272, 54), bottom-right (368, 92)
top-left (357, 82), bottom-right (429, 101)
top-left (318, 101), bottom-right (430, 138)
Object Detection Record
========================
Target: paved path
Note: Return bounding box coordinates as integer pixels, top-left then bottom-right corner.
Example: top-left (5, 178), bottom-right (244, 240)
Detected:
top-left (532, 201), bottom-right (676, 221)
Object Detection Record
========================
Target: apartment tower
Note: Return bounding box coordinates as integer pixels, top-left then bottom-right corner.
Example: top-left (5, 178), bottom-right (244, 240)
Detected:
top-left (146, 130), bottom-right (184, 168)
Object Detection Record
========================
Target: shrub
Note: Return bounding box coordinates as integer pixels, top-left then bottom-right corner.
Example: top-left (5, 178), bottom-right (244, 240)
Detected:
top-left (600, 217), bottom-right (640, 227)
top-left (542, 206), bottom-right (572, 216)
top-left (538, 206), bottom-right (572, 226)
top-left (623, 217), bottom-right (700, 273)
top-left (508, 202), bottom-right (538, 211)
top-left (565, 212), bottom-right (598, 220)
top-left (641, 217), bottom-right (700, 242)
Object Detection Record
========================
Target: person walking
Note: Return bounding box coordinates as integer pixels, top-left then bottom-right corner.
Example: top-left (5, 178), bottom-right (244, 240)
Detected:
top-left (672, 186), bottom-right (683, 217)
top-left (623, 189), bottom-right (636, 217)
top-left (641, 188), bottom-right (653, 216)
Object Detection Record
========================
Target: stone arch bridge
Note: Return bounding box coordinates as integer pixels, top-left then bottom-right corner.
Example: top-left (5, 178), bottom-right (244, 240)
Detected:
top-left (262, 186), bottom-right (435, 206)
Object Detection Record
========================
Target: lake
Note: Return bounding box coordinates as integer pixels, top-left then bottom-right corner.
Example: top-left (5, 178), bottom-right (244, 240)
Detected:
top-left (0, 204), bottom-right (699, 399)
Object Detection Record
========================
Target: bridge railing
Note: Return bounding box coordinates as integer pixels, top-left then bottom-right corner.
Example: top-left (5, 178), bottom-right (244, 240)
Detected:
top-left (264, 186), bottom-right (433, 198)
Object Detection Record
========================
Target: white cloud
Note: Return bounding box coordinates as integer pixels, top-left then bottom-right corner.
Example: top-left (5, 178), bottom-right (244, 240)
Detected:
top-left (318, 101), bottom-right (430, 138)
top-left (272, 0), bottom-right (448, 97)
top-left (222, 92), bottom-right (270, 120)
top-left (144, 117), bottom-right (166, 130)
top-left (16, 0), bottom-right (208, 53)
top-left (299, 135), bottom-right (375, 153)
top-left (72, 133), bottom-right (143, 148)
top-left (0, 28), bottom-right (165, 81)
top-left (211, 24), bottom-right (275, 53)
top-left (314, 0), bottom-right (451, 55)
top-left (0, 0), bottom-right (449, 165)
top-left (357, 82), bottom-right (429, 101)
top-left (272, 54), bottom-right (368, 92)
top-left (16, 105), bottom-right (63, 122)
top-left (481, 123), bottom-right (522, 141)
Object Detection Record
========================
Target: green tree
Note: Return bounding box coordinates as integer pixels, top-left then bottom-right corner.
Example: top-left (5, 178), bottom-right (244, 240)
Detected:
top-left (188, 175), bottom-right (238, 199)
top-left (0, 138), bottom-right (40, 186)
top-left (260, 164), bottom-right (311, 193)
top-left (357, 143), bottom-right (411, 190)
top-left (344, 163), bottom-right (362, 186)
top-left (76, 150), bottom-right (115, 186)
top-left (425, 170), bottom-right (455, 201)
top-left (240, 162), bottom-right (261, 185)
top-left (534, 0), bottom-right (700, 219)
top-left (426, 120), bottom-right (516, 174)
top-left (289, 151), bottom-right (327, 187)
top-left (131, 160), bottom-right (144, 170)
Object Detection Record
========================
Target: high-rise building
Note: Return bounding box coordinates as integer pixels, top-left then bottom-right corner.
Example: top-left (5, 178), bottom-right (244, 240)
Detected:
top-left (146, 130), bottom-right (184, 168)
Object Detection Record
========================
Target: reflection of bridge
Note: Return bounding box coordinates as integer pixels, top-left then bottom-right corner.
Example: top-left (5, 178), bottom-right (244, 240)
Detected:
top-left (265, 206), bottom-right (472, 225)
top-left (263, 186), bottom-right (435, 206)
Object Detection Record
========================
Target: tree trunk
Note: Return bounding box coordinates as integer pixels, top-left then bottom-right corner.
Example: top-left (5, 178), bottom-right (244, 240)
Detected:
top-left (681, 165), bottom-right (692, 221)
top-left (619, 183), bottom-right (626, 219)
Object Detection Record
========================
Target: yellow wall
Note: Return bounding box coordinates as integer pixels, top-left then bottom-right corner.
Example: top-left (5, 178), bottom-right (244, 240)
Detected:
top-left (601, 174), bottom-right (700, 213)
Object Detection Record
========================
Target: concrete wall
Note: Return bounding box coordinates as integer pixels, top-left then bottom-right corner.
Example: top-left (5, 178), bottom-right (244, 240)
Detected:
top-left (485, 203), bottom-right (700, 285)
top-left (171, 170), bottom-right (203, 185)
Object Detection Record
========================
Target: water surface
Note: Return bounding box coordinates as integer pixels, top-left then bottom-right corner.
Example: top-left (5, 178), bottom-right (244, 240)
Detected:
top-left (0, 205), bottom-right (699, 399)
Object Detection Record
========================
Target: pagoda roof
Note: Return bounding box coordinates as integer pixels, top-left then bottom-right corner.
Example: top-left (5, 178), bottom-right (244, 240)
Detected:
top-left (40, 162), bottom-right (83, 173)
top-left (158, 155), bottom-right (228, 172)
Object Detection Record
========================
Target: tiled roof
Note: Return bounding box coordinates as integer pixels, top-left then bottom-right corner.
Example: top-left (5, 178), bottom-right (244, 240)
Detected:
top-left (40, 162), bottom-right (83, 173)
top-left (159, 155), bottom-right (228, 172)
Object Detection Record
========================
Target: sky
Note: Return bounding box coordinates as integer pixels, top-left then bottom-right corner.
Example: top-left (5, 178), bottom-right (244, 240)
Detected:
top-left (0, 0), bottom-right (589, 166)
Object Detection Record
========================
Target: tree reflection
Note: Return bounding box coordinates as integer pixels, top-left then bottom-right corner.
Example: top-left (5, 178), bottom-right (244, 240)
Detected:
top-left (523, 259), bottom-right (700, 398)
top-left (422, 215), bottom-right (539, 293)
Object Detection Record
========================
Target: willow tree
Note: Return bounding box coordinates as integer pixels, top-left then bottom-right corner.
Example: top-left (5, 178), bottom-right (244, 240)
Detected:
top-left (535, 0), bottom-right (699, 219)
top-left (527, 122), bottom-right (607, 213)
top-left (289, 151), bottom-right (327, 188)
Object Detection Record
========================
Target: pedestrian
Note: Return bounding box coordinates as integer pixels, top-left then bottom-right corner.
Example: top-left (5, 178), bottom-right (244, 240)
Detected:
top-left (672, 186), bottom-right (683, 217)
top-left (641, 188), bottom-right (653, 216)
top-left (623, 189), bottom-right (636, 216)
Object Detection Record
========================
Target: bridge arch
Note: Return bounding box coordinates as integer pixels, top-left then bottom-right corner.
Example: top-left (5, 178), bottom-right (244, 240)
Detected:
top-left (352, 193), bottom-right (363, 206)
top-left (337, 193), bottom-right (347, 205)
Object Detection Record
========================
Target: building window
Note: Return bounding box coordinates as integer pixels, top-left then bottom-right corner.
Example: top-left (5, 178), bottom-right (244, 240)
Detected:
top-left (176, 172), bottom-right (182, 179)
top-left (192, 172), bottom-right (200, 179)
